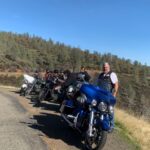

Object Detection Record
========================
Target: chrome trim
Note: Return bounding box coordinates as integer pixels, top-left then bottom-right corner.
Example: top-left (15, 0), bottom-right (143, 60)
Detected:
top-left (88, 110), bottom-right (94, 137)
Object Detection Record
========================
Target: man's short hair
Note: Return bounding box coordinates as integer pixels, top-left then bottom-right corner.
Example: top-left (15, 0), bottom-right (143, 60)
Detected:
top-left (103, 62), bottom-right (110, 66)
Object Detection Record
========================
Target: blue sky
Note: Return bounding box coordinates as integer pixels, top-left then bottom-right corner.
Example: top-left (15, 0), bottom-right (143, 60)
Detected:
top-left (0, 0), bottom-right (150, 65)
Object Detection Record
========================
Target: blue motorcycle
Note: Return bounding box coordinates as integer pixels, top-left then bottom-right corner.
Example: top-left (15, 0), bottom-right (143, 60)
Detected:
top-left (60, 83), bottom-right (116, 150)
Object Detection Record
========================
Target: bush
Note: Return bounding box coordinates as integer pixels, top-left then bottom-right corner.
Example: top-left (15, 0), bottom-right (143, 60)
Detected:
top-left (0, 75), bottom-right (23, 87)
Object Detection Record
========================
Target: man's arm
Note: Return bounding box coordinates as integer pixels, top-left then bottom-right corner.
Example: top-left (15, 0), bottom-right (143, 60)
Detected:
top-left (110, 72), bottom-right (119, 97)
top-left (113, 81), bottom-right (119, 97)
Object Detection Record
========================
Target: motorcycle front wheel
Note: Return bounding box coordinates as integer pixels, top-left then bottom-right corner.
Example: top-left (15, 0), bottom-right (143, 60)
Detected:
top-left (84, 128), bottom-right (107, 150)
top-left (20, 87), bottom-right (26, 96)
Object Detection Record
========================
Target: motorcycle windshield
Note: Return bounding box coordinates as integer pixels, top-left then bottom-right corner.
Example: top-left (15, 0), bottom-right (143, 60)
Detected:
top-left (80, 84), bottom-right (116, 105)
top-left (23, 74), bottom-right (35, 84)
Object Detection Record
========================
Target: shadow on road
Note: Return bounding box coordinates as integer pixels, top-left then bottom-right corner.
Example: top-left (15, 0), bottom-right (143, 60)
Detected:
top-left (30, 96), bottom-right (60, 112)
top-left (11, 90), bottom-right (60, 111)
top-left (11, 90), bottom-right (84, 149)
top-left (40, 102), bottom-right (60, 112)
top-left (26, 112), bottom-right (83, 149)
top-left (11, 90), bottom-right (20, 94)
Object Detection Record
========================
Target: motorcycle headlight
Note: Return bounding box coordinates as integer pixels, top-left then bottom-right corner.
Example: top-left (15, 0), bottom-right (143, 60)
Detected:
top-left (108, 105), bottom-right (114, 114)
top-left (76, 94), bottom-right (87, 104)
top-left (76, 83), bottom-right (82, 89)
top-left (98, 102), bottom-right (107, 112)
top-left (68, 86), bottom-right (74, 93)
top-left (91, 99), bottom-right (97, 106)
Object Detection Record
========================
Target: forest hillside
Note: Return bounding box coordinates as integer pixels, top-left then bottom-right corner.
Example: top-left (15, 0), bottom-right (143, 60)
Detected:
top-left (0, 31), bottom-right (150, 120)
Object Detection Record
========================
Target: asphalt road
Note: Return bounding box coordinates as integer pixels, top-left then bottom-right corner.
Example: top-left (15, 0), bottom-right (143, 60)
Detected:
top-left (0, 90), bottom-right (48, 150)
top-left (0, 88), bottom-right (137, 150)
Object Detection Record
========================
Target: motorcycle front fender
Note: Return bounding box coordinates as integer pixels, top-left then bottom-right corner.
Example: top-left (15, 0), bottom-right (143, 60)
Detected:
top-left (96, 114), bottom-right (111, 131)
top-left (94, 115), bottom-right (110, 131)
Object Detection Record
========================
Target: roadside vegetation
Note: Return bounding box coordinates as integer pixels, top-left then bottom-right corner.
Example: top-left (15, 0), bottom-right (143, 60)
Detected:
top-left (115, 108), bottom-right (150, 150)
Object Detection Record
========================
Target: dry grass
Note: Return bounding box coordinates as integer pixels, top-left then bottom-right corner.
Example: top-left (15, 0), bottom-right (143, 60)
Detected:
top-left (0, 72), bottom-right (23, 77)
top-left (0, 71), bottom-right (45, 78)
top-left (115, 108), bottom-right (150, 150)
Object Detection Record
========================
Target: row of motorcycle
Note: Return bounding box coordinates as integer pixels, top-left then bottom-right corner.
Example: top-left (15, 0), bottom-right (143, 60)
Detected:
top-left (19, 72), bottom-right (116, 150)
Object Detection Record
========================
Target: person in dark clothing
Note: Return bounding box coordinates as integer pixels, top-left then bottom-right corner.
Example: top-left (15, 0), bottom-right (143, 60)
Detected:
top-left (97, 62), bottom-right (118, 97)
top-left (33, 70), bottom-right (40, 79)
top-left (57, 70), bottom-right (77, 103)
top-left (62, 70), bottom-right (78, 89)
top-left (79, 66), bottom-right (91, 82)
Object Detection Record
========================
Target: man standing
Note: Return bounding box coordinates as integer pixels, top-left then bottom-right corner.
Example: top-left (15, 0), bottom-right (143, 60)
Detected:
top-left (97, 62), bottom-right (119, 132)
top-left (98, 62), bottom-right (119, 97)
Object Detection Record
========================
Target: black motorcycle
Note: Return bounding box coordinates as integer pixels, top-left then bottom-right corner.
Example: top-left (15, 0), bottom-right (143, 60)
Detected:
top-left (37, 77), bottom-right (63, 105)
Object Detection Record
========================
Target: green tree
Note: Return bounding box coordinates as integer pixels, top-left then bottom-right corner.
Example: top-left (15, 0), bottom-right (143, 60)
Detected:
top-left (70, 48), bottom-right (81, 72)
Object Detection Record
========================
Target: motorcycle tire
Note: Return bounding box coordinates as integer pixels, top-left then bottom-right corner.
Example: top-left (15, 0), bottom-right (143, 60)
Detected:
top-left (20, 88), bottom-right (26, 96)
top-left (84, 128), bottom-right (107, 150)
